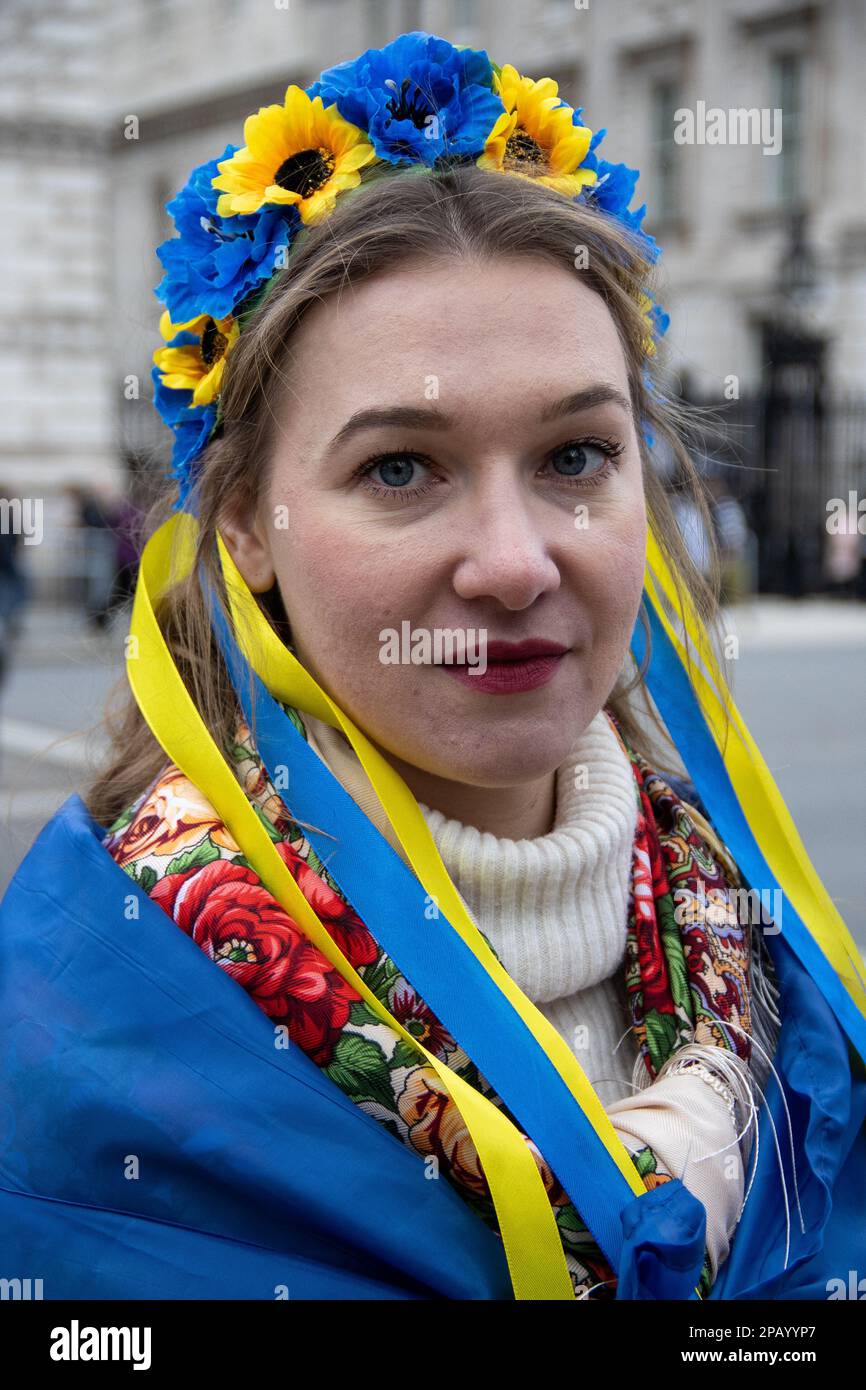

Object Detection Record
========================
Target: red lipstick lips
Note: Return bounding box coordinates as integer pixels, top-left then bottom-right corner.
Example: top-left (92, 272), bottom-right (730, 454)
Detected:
top-left (483, 639), bottom-right (569, 661)
top-left (442, 638), bottom-right (569, 694)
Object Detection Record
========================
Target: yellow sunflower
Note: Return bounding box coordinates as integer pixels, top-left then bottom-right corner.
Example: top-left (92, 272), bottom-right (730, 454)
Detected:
top-left (153, 310), bottom-right (240, 408)
top-left (212, 85), bottom-right (378, 224)
top-left (638, 293), bottom-right (659, 358)
top-left (477, 63), bottom-right (597, 198)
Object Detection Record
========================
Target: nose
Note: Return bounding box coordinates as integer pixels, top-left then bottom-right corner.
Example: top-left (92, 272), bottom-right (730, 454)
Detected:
top-left (450, 479), bottom-right (562, 610)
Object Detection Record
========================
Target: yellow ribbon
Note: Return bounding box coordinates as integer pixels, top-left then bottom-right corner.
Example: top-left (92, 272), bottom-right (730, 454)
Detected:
top-left (128, 512), bottom-right (578, 1300)
top-left (217, 527), bottom-right (650, 1197)
top-left (644, 529), bottom-right (866, 1028)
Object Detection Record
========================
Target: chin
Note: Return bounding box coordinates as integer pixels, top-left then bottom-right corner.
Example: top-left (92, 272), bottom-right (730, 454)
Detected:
top-left (420, 724), bottom-right (580, 788)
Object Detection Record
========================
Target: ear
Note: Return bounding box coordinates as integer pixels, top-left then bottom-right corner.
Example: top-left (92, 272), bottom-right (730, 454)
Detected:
top-left (219, 507), bottom-right (276, 595)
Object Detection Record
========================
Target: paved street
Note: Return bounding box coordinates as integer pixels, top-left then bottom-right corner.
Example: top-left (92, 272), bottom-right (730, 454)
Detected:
top-left (0, 605), bottom-right (125, 893)
top-left (721, 601), bottom-right (866, 953)
top-left (1, 597), bottom-right (864, 953)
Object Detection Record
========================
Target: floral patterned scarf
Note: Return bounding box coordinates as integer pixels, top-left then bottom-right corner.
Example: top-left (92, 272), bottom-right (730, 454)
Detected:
top-left (103, 704), bottom-right (755, 1299)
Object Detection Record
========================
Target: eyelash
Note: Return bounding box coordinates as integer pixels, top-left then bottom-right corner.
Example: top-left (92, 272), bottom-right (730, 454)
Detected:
top-left (353, 435), bottom-right (626, 503)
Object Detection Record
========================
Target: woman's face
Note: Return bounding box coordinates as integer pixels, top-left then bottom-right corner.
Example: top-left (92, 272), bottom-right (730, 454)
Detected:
top-left (224, 255), bottom-right (647, 800)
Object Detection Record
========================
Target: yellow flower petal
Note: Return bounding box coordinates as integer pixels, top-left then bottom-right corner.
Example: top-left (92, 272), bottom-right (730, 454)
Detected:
top-left (478, 110), bottom-right (517, 170)
top-left (538, 168), bottom-right (598, 197)
top-left (259, 184), bottom-right (302, 207)
top-left (191, 356), bottom-right (226, 407)
top-left (212, 83), bottom-right (376, 222)
top-left (496, 63), bottom-right (560, 114)
top-left (159, 310), bottom-right (209, 343)
top-left (217, 188), bottom-right (265, 216)
top-left (284, 84), bottom-right (317, 145)
top-left (246, 127), bottom-right (291, 173)
top-left (335, 143), bottom-right (378, 174)
top-left (154, 345), bottom-right (207, 389)
top-left (242, 105), bottom-right (290, 165)
top-left (548, 130), bottom-right (593, 176)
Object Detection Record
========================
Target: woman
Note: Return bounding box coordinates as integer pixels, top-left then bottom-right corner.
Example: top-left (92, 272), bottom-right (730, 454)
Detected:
top-left (1, 33), bottom-right (863, 1302)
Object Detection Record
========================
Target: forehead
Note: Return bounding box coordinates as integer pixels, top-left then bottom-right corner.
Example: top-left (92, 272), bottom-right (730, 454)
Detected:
top-left (283, 256), bottom-right (632, 412)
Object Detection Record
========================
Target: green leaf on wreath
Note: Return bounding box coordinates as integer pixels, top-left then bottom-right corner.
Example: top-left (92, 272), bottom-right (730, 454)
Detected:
top-left (657, 914), bottom-right (691, 1014)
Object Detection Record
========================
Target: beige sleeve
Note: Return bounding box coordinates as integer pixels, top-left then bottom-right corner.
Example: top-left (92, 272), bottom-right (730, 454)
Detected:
top-left (605, 1068), bottom-right (746, 1280)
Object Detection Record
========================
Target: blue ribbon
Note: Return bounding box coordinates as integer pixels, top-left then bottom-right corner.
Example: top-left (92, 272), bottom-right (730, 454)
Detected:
top-left (205, 586), bottom-right (647, 1275)
top-left (631, 598), bottom-right (866, 1066)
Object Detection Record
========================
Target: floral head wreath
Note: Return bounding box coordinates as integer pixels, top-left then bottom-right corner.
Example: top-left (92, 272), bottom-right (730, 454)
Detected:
top-left (152, 30), bottom-right (669, 511)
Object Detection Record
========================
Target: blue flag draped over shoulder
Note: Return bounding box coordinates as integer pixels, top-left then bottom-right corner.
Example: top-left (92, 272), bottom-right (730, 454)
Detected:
top-left (0, 794), bottom-right (864, 1300)
top-left (710, 927), bottom-right (866, 1300)
top-left (0, 797), bottom-right (512, 1300)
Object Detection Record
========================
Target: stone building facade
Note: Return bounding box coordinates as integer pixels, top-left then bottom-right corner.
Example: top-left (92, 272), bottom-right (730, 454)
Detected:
top-left (3, 0), bottom-right (865, 505)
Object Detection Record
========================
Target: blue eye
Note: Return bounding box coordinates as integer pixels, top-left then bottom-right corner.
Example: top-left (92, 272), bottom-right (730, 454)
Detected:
top-left (368, 455), bottom-right (425, 488)
top-left (355, 450), bottom-right (438, 502)
top-left (551, 441), bottom-right (609, 477)
top-left (354, 435), bottom-right (625, 502)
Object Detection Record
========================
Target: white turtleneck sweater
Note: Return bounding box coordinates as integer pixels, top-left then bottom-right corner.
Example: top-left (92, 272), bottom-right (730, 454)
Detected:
top-left (297, 704), bottom-right (751, 1281)
top-left (418, 708), bottom-right (642, 1107)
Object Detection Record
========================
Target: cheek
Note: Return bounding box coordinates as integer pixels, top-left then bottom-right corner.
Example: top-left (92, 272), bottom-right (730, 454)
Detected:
top-left (269, 512), bottom-right (416, 669)
top-left (576, 495), bottom-right (647, 615)
top-left (607, 519), bottom-right (648, 610)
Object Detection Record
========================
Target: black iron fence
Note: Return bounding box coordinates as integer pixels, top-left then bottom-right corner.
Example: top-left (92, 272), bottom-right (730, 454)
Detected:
top-left (678, 389), bottom-right (866, 597)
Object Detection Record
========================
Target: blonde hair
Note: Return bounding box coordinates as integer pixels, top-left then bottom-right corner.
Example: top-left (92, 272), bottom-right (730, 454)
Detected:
top-left (87, 161), bottom-right (725, 825)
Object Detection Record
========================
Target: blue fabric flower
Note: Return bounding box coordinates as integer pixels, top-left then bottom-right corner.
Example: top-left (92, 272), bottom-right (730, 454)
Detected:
top-left (151, 365), bottom-right (217, 512)
top-left (306, 31), bottom-right (502, 165)
top-left (569, 117), bottom-right (655, 246)
top-left (155, 146), bottom-right (301, 322)
top-left (595, 159), bottom-right (655, 252)
top-left (593, 158), bottom-right (639, 217)
top-left (147, 31), bottom-right (672, 516)
top-left (649, 302), bottom-right (671, 339)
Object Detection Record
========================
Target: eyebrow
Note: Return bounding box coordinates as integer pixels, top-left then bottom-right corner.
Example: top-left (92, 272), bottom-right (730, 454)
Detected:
top-left (326, 384), bottom-right (634, 451)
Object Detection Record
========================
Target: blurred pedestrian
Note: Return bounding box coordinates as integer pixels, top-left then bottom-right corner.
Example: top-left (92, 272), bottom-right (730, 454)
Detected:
top-left (64, 485), bottom-right (120, 631)
top-left (705, 473), bottom-right (752, 603)
top-left (0, 488), bottom-right (31, 692)
top-left (106, 494), bottom-right (143, 615)
top-left (668, 465), bottom-right (713, 580)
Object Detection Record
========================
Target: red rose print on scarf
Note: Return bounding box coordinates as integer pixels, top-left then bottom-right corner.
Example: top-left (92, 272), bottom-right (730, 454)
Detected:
top-left (275, 839), bottom-right (379, 970)
top-left (631, 808), bottom-right (675, 1017)
top-left (152, 859), bottom-right (358, 1065)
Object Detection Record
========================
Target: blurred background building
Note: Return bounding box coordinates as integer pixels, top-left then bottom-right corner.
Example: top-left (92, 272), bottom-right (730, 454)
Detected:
top-left (2, 0), bottom-right (865, 597)
top-left (1, 0), bottom-right (864, 942)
